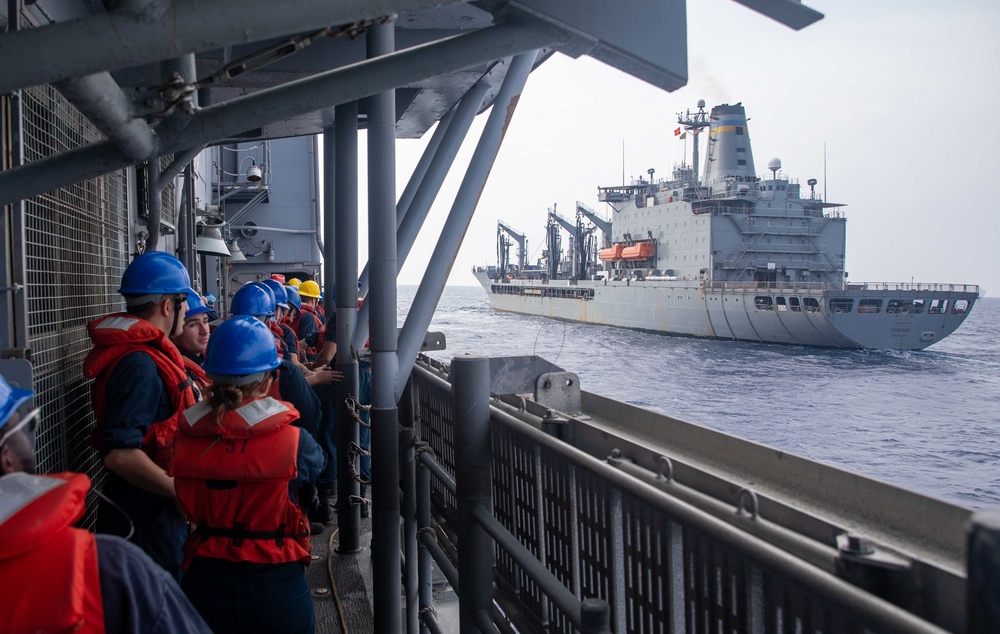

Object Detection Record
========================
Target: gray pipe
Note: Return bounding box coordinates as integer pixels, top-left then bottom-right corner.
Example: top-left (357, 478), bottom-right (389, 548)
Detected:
top-left (53, 72), bottom-right (155, 161)
top-left (395, 51), bottom-right (537, 401)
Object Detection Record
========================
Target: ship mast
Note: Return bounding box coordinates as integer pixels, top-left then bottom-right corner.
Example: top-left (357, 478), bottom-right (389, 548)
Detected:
top-left (676, 99), bottom-right (710, 182)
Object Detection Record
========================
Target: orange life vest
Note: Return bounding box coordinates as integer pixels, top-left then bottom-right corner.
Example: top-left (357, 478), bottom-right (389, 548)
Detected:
top-left (268, 320), bottom-right (288, 359)
top-left (0, 472), bottom-right (104, 634)
top-left (84, 314), bottom-right (199, 470)
top-left (171, 396), bottom-right (311, 568)
top-left (293, 304), bottom-right (325, 359)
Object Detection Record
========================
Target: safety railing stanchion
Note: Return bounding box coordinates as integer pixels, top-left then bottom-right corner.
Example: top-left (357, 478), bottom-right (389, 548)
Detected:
top-left (452, 356), bottom-right (493, 634)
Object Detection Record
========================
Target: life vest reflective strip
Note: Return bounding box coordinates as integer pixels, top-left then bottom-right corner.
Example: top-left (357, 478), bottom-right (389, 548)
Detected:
top-left (0, 473), bottom-right (104, 634)
top-left (171, 397), bottom-right (310, 567)
top-left (84, 313), bottom-right (198, 470)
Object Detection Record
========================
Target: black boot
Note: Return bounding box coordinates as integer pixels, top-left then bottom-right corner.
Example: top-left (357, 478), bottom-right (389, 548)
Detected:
top-left (313, 485), bottom-right (335, 524)
top-left (359, 484), bottom-right (369, 519)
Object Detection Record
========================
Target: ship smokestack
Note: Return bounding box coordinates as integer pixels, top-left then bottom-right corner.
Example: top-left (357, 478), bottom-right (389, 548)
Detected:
top-left (703, 103), bottom-right (756, 194)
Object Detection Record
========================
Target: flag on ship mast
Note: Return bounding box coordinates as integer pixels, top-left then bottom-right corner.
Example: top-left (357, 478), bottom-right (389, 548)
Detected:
top-left (674, 127), bottom-right (681, 136)
top-left (679, 132), bottom-right (687, 139)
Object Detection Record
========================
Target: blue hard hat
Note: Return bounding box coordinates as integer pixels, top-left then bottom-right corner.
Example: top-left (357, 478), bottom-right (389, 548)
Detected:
top-left (284, 286), bottom-right (302, 310)
top-left (202, 316), bottom-right (281, 379)
top-left (118, 251), bottom-right (195, 297)
top-left (0, 373), bottom-right (33, 432)
top-left (184, 292), bottom-right (212, 320)
top-left (205, 293), bottom-right (217, 305)
top-left (248, 282), bottom-right (277, 314)
top-left (261, 279), bottom-right (289, 309)
top-left (230, 284), bottom-right (273, 318)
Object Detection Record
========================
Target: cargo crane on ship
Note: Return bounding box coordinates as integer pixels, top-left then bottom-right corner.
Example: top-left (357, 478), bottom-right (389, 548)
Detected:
top-left (496, 221), bottom-right (527, 277)
top-left (547, 204), bottom-right (597, 280)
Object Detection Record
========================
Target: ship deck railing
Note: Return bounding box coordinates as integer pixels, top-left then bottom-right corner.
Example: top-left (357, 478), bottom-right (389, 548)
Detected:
top-left (703, 280), bottom-right (980, 294)
top-left (361, 353), bottom-right (998, 634)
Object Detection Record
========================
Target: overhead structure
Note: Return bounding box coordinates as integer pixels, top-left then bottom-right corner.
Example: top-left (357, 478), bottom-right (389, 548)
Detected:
top-left (0, 0), bottom-right (825, 631)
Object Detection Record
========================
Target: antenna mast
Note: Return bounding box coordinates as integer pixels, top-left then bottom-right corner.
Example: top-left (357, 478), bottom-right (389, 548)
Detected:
top-left (676, 99), bottom-right (710, 182)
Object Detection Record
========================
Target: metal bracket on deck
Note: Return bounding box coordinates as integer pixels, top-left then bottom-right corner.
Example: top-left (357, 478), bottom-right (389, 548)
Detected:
top-left (535, 371), bottom-right (581, 415)
top-left (486, 355), bottom-right (581, 415)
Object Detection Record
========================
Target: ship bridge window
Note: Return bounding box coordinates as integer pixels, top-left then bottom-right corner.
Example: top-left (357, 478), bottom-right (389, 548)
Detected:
top-left (737, 160), bottom-right (747, 166)
top-left (789, 297), bottom-right (802, 312)
top-left (736, 126), bottom-right (744, 135)
top-left (803, 297), bottom-right (820, 313)
top-left (928, 299), bottom-right (949, 314)
top-left (776, 296), bottom-right (787, 311)
top-left (858, 299), bottom-right (882, 314)
top-left (830, 298), bottom-right (854, 313)
top-left (754, 296), bottom-right (774, 310)
top-left (952, 299), bottom-right (969, 314)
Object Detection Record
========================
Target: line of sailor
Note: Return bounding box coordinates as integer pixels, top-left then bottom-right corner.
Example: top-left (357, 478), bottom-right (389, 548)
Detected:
top-left (0, 251), bottom-right (369, 634)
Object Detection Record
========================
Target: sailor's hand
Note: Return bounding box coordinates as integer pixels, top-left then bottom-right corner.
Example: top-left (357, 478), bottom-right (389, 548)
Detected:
top-left (310, 368), bottom-right (343, 385)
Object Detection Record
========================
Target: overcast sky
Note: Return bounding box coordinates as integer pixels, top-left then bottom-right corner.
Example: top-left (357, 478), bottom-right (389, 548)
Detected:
top-left (355, 0), bottom-right (1000, 295)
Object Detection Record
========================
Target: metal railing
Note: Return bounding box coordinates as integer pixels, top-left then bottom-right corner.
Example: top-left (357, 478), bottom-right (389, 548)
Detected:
top-left (404, 356), bottom-right (974, 633)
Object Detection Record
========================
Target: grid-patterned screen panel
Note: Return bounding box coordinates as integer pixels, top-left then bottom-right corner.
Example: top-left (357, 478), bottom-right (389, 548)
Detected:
top-left (159, 153), bottom-right (176, 226)
top-left (20, 84), bottom-right (131, 527)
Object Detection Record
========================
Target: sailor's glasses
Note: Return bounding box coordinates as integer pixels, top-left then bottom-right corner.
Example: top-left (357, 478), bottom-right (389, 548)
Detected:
top-left (0, 407), bottom-right (41, 448)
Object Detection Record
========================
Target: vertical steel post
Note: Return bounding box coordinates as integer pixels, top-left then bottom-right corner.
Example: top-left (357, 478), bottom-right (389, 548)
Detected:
top-left (330, 112), bottom-right (363, 552)
top-left (416, 446), bottom-right (433, 634)
top-left (400, 378), bottom-right (419, 634)
top-left (452, 355), bottom-right (493, 634)
top-left (396, 51), bottom-right (537, 400)
top-left (323, 128), bottom-right (336, 313)
top-left (367, 20), bottom-right (402, 634)
top-left (968, 510), bottom-right (1000, 633)
top-left (353, 82), bottom-right (489, 351)
top-left (580, 599), bottom-right (612, 634)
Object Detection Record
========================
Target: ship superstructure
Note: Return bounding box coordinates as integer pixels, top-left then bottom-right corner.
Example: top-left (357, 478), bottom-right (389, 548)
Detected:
top-left (476, 102), bottom-right (979, 350)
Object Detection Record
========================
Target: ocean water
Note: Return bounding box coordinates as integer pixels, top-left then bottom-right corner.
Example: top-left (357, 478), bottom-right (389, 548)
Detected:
top-left (403, 286), bottom-right (1000, 511)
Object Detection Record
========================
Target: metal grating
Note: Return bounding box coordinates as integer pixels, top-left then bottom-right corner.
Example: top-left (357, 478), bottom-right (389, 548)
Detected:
top-left (19, 84), bottom-right (131, 528)
top-left (409, 360), bottom-right (913, 634)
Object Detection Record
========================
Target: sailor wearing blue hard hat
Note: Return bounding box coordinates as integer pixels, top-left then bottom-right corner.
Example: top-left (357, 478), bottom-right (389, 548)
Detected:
top-left (172, 292), bottom-right (213, 367)
top-left (170, 316), bottom-right (325, 634)
top-left (0, 371), bottom-right (212, 633)
top-left (203, 292), bottom-right (219, 322)
top-left (83, 250), bottom-right (199, 580)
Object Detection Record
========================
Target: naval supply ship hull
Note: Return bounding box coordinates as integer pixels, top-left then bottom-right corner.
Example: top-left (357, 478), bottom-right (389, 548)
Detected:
top-left (474, 271), bottom-right (978, 350)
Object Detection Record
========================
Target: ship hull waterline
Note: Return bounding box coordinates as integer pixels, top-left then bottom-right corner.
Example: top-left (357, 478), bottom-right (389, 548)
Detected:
top-left (474, 271), bottom-right (978, 351)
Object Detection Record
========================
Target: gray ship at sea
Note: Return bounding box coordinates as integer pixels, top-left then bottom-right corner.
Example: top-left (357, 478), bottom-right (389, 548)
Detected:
top-left (476, 101), bottom-right (979, 350)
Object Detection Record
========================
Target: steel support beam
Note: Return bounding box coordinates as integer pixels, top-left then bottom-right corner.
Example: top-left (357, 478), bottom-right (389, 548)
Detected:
top-left (0, 0), bottom-right (467, 94)
top-left (357, 105), bottom-right (454, 299)
top-left (367, 21), bottom-right (402, 634)
top-left (353, 81), bottom-right (489, 351)
top-left (0, 19), bottom-right (568, 208)
top-left (395, 50), bottom-right (536, 400)
top-left (53, 72), bottom-right (155, 161)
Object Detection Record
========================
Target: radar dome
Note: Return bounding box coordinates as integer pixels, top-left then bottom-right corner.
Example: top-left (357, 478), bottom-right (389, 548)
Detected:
top-left (767, 158), bottom-right (782, 172)
top-left (697, 99), bottom-right (706, 109)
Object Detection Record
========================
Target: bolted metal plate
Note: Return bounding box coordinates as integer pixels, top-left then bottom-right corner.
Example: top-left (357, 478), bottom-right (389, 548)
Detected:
top-left (487, 355), bottom-right (564, 396)
top-left (535, 371), bottom-right (580, 415)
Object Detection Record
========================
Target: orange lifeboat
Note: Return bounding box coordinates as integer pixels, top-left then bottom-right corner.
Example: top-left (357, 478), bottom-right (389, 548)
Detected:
top-left (621, 241), bottom-right (655, 261)
top-left (599, 244), bottom-right (623, 262)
